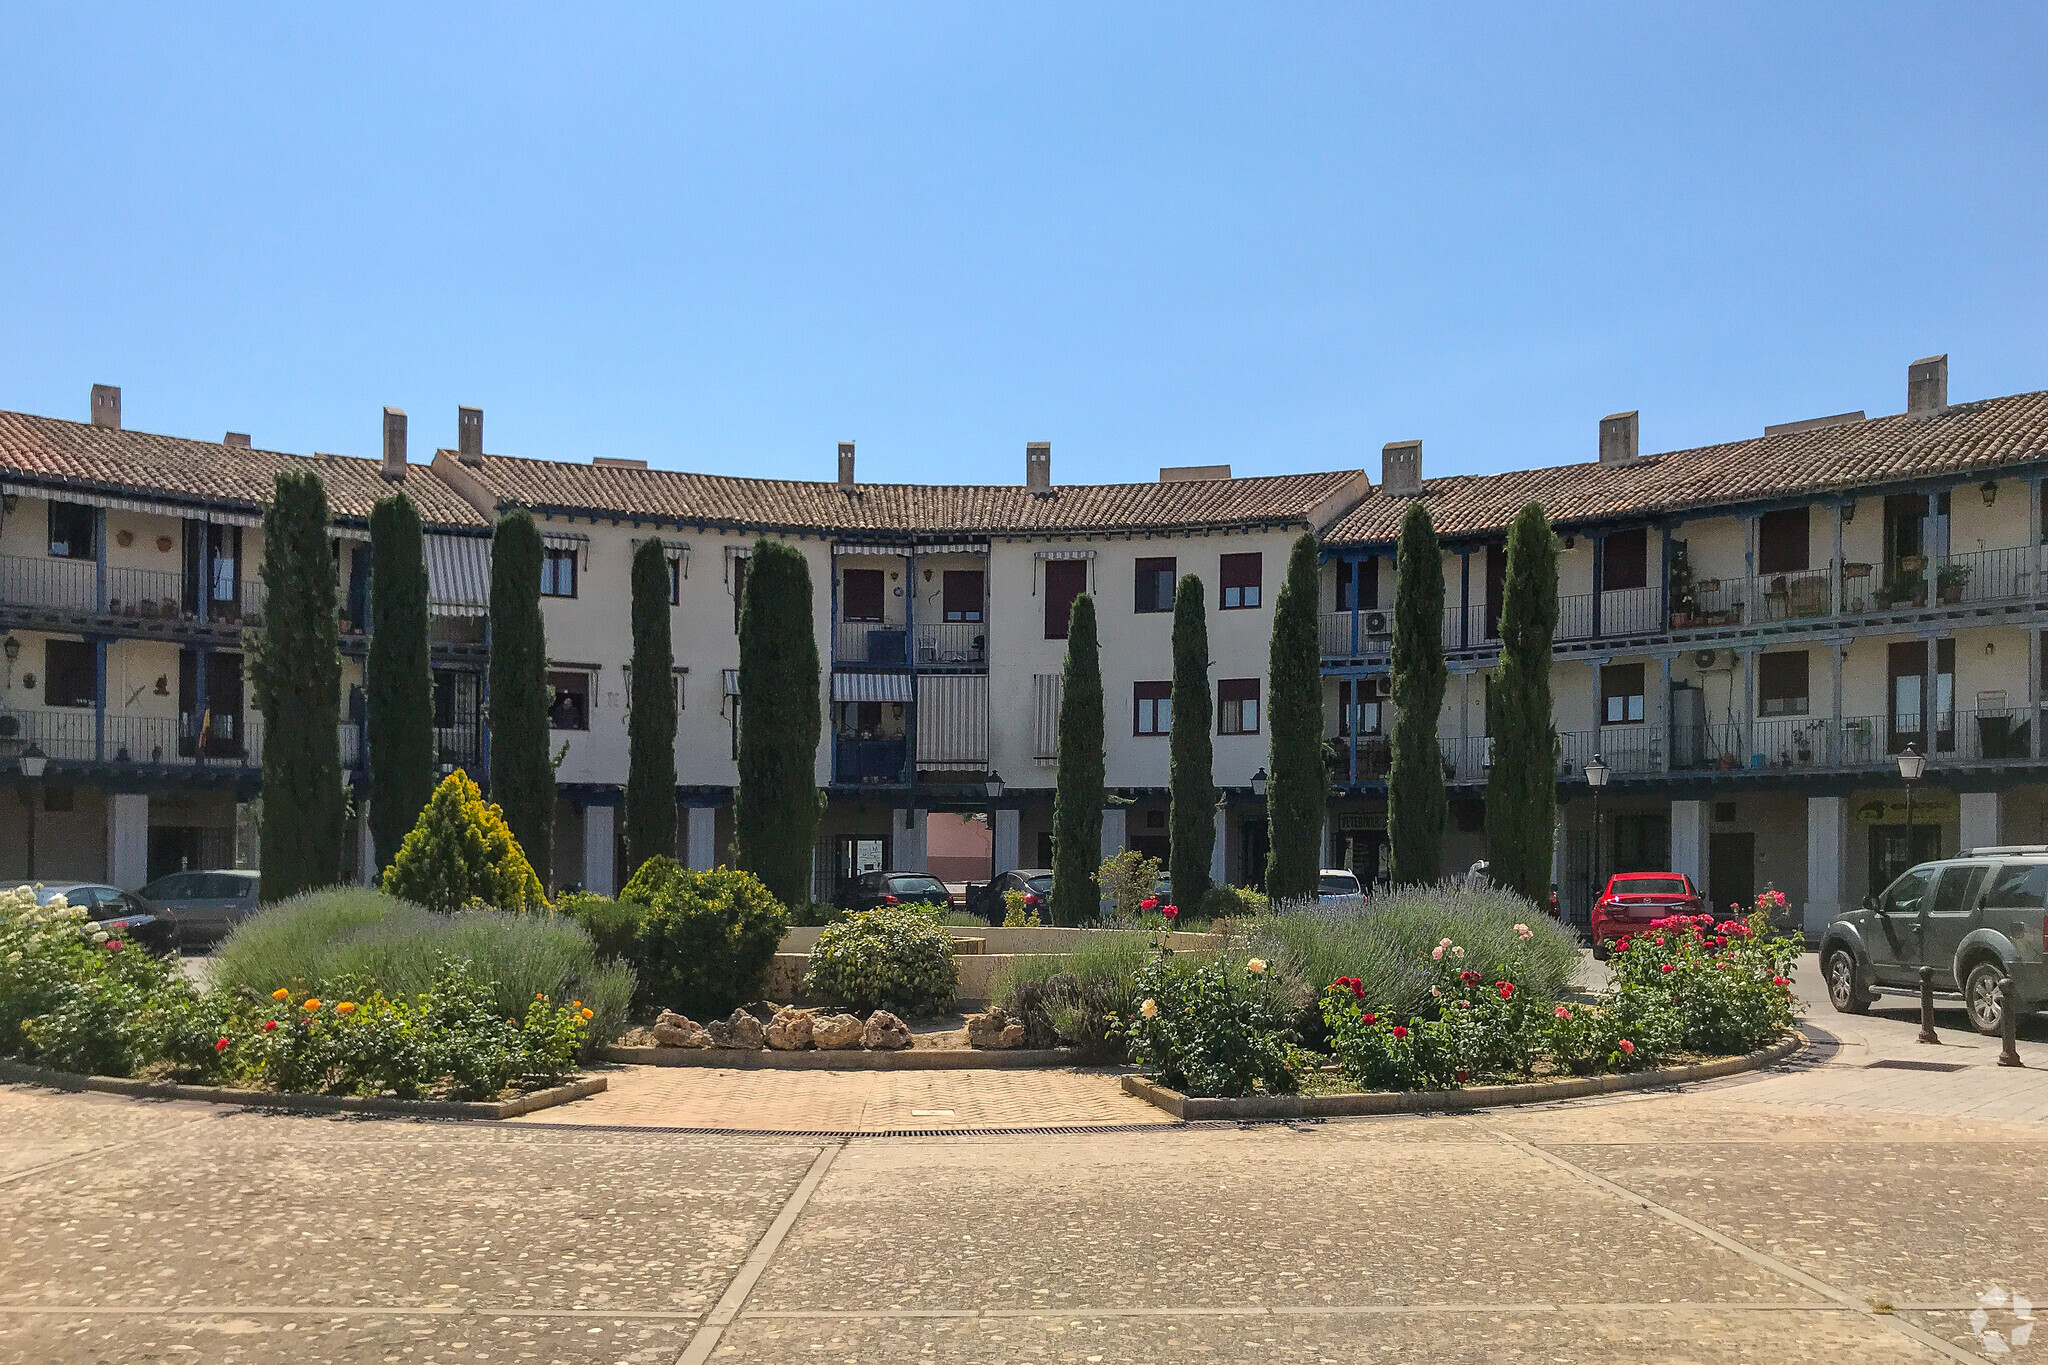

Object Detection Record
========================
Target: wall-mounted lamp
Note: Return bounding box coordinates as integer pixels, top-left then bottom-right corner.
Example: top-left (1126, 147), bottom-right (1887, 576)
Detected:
top-left (1562, 534), bottom-right (1577, 550)
top-left (1983, 481), bottom-right (1999, 506)
top-left (154, 674), bottom-right (170, 696)
top-left (923, 569), bottom-right (933, 582)
top-left (0, 494), bottom-right (16, 514)
top-left (2, 636), bottom-right (18, 664)
top-left (1842, 500), bottom-right (1855, 523)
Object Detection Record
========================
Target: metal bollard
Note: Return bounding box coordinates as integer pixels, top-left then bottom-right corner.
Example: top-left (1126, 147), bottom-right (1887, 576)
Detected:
top-left (1918, 965), bottom-right (1940, 1045)
top-left (2000, 976), bottom-right (2024, 1068)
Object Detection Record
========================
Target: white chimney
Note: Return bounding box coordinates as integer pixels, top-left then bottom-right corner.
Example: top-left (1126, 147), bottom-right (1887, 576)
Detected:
top-left (1599, 411), bottom-right (1639, 464)
top-left (90, 384), bottom-right (121, 430)
top-left (382, 407), bottom-right (407, 481)
top-left (1026, 441), bottom-right (1051, 492)
top-left (1381, 440), bottom-right (1422, 496)
top-left (457, 406), bottom-right (483, 465)
top-left (838, 440), bottom-right (856, 489)
top-left (224, 432), bottom-right (250, 448)
top-left (1908, 354), bottom-right (1948, 415)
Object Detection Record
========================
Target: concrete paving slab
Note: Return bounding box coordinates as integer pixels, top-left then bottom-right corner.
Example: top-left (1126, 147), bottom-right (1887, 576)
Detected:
top-left (747, 1130), bottom-right (1813, 1313)
top-left (1547, 1139), bottom-right (2048, 1308)
top-left (712, 1304), bottom-right (1950, 1363)
top-left (0, 1114), bottom-right (823, 1313)
top-left (0, 1085), bottom-right (226, 1178)
top-left (0, 1309), bottom-right (694, 1364)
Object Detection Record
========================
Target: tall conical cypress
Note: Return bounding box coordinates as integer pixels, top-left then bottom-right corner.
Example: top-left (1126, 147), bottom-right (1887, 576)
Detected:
top-left (734, 538), bottom-right (822, 907)
top-left (367, 491), bottom-right (435, 876)
top-left (1168, 573), bottom-right (1215, 908)
top-left (1049, 593), bottom-right (1104, 926)
top-left (625, 538), bottom-right (678, 882)
top-left (251, 469), bottom-right (345, 901)
top-left (489, 509), bottom-right (554, 889)
top-left (1388, 500), bottom-right (1447, 885)
top-left (1485, 502), bottom-right (1560, 904)
top-left (1265, 532), bottom-right (1323, 900)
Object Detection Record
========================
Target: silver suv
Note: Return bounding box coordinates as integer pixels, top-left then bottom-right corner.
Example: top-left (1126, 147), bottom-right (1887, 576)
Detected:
top-left (1819, 846), bottom-right (2048, 1034)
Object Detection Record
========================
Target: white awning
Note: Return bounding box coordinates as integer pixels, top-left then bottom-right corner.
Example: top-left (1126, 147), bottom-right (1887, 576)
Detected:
top-left (832, 672), bottom-right (914, 703)
top-left (1033, 548), bottom-right (1097, 560)
top-left (540, 529), bottom-right (589, 548)
top-left (424, 534), bottom-right (491, 617)
top-left (914, 542), bottom-right (988, 555)
top-left (833, 543), bottom-right (907, 556)
top-left (722, 668), bottom-right (740, 696)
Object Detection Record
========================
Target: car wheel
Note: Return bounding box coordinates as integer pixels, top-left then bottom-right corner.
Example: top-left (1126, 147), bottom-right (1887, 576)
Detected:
top-left (1964, 960), bottom-right (2010, 1036)
top-left (1825, 948), bottom-right (1870, 1015)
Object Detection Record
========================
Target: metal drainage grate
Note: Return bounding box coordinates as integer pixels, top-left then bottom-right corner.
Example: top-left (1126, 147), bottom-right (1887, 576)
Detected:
top-left (1866, 1059), bottom-right (1969, 1073)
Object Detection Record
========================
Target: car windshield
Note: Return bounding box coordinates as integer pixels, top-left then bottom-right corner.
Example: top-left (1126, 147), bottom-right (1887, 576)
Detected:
top-left (887, 876), bottom-right (946, 897)
top-left (1318, 873), bottom-right (1361, 895)
top-left (140, 874), bottom-right (193, 899)
top-left (1611, 876), bottom-right (1690, 896)
top-left (1024, 875), bottom-right (1052, 894)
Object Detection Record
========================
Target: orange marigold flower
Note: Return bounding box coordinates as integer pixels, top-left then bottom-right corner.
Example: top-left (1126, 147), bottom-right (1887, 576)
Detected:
top-left (302, 998), bottom-right (322, 1011)
top-left (335, 1001), bottom-right (357, 1015)
top-left (272, 988), bottom-right (290, 1001)
top-left (580, 1008), bottom-right (594, 1021)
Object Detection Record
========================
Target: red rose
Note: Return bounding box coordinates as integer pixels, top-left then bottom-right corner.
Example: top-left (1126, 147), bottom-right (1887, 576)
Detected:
top-left (214, 1037), bottom-right (230, 1052)
top-left (262, 1020), bottom-right (278, 1032)
top-left (1140, 898), bottom-right (1159, 911)
top-left (1496, 981), bottom-right (1514, 1000)
top-left (1362, 1012), bottom-right (1376, 1024)
top-left (1455, 1070), bottom-right (1470, 1083)
top-left (1615, 938), bottom-right (1631, 952)
top-left (1391, 1025), bottom-right (1408, 1039)
top-left (1654, 937), bottom-right (1665, 947)
top-left (1162, 905), bottom-right (1179, 919)
top-left (1459, 970), bottom-right (1480, 985)
top-left (106, 940), bottom-right (124, 952)
top-left (1771, 975), bottom-right (1790, 987)
top-left (1618, 1038), bottom-right (1636, 1055)
top-left (1659, 963), bottom-right (1673, 974)
top-left (1350, 980), bottom-right (1365, 999)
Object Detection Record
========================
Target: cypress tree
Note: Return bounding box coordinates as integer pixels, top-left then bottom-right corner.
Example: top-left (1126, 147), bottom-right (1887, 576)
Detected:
top-left (625, 537), bottom-right (679, 882)
top-left (489, 509), bottom-right (554, 889)
top-left (366, 491), bottom-right (435, 876)
top-left (734, 538), bottom-right (823, 907)
top-left (1264, 532), bottom-right (1323, 900)
top-left (1049, 593), bottom-right (1105, 926)
top-left (1168, 573), bottom-right (1215, 908)
top-left (251, 469), bottom-right (345, 901)
top-left (1485, 502), bottom-right (1560, 905)
top-left (1387, 500), bottom-right (1448, 885)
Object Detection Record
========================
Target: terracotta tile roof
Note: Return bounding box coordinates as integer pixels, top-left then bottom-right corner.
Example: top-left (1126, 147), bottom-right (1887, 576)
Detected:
top-left (0, 410), bottom-right (490, 529)
top-left (1324, 389), bottom-right (2048, 547)
top-left (439, 450), bottom-right (1369, 537)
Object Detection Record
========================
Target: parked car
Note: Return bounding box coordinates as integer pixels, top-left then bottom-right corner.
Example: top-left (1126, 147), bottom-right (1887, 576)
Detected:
top-left (0, 881), bottom-right (176, 953)
top-left (1318, 869), bottom-right (1364, 900)
top-left (835, 871), bottom-right (953, 915)
top-left (1589, 872), bottom-right (1706, 956)
top-left (139, 869), bottom-right (261, 947)
top-left (1820, 846), bottom-right (2048, 1035)
top-left (963, 869), bottom-right (1052, 922)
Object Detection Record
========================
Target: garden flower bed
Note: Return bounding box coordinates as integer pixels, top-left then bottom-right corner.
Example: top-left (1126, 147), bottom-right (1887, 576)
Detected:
top-left (1104, 885), bottom-right (1804, 1111)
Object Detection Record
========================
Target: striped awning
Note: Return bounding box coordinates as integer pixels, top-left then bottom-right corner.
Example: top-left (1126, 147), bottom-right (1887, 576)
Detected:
top-left (424, 534), bottom-right (491, 617)
top-left (1034, 548), bottom-right (1096, 560)
top-left (0, 479), bottom-right (263, 528)
top-left (540, 529), bottom-right (589, 548)
top-left (831, 672), bottom-right (914, 703)
top-left (833, 543), bottom-right (908, 556)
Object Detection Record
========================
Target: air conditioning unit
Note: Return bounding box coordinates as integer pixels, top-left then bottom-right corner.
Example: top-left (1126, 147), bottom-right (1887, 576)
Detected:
top-left (1364, 610), bottom-right (1391, 635)
top-left (1693, 649), bottom-right (1734, 671)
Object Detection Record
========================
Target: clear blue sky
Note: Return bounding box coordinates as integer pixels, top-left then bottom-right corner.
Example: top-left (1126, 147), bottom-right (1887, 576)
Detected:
top-left (3, 4), bottom-right (2044, 489)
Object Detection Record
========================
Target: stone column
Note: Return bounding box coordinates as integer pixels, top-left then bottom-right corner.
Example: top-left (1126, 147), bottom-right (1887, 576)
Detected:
top-left (583, 804), bottom-right (616, 897)
top-left (1805, 796), bottom-right (1846, 940)
top-left (1960, 791), bottom-right (2001, 855)
top-left (896, 807), bottom-right (928, 873)
top-left (106, 793), bottom-right (149, 890)
top-left (685, 805), bottom-right (718, 870)
top-left (1671, 799), bottom-right (1710, 895)
top-left (357, 805), bottom-right (377, 885)
top-left (1210, 807), bottom-right (1227, 886)
top-left (992, 807), bottom-right (1021, 873)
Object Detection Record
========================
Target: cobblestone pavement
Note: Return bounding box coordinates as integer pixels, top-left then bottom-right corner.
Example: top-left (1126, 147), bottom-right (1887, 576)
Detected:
top-left (5, 958), bottom-right (2048, 1363)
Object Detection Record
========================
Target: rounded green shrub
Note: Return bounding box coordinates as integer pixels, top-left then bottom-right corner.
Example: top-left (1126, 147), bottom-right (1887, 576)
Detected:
top-left (621, 858), bottom-right (788, 1019)
top-left (556, 892), bottom-right (644, 964)
top-left (803, 906), bottom-right (957, 1019)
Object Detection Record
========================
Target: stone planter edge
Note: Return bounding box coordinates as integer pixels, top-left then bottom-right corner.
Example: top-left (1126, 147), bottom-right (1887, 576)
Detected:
top-left (0, 1058), bottom-right (607, 1120)
top-left (1121, 1030), bottom-right (1807, 1120)
top-left (600, 1044), bottom-right (1082, 1071)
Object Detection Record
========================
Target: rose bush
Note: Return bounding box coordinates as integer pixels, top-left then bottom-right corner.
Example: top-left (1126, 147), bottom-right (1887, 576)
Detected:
top-left (1606, 908), bottom-right (1798, 1055)
top-left (1113, 952), bottom-right (1299, 1098)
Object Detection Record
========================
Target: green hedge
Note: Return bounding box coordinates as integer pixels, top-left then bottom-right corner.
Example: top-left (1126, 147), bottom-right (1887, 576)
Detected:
top-left (618, 858), bottom-right (787, 1019)
top-left (803, 906), bottom-right (957, 1019)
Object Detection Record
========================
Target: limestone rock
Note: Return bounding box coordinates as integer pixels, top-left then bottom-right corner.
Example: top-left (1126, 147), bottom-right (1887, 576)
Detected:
top-left (863, 1010), bottom-right (912, 1051)
top-left (765, 1007), bottom-right (814, 1050)
top-left (811, 1013), bottom-right (866, 1050)
top-left (651, 1010), bottom-right (713, 1049)
top-left (707, 1009), bottom-right (767, 1049)
top-left (967, 1007), bottom-right (1027, 1050)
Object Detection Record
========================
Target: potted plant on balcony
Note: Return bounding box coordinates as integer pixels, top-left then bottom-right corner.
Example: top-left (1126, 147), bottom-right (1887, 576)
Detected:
top-left (1667, 540), bottom-right (1699, 628)
top-left (1879, 565), bottom-right (1926, 610)
top-left (1936, 561), bottom-right (1972, 605)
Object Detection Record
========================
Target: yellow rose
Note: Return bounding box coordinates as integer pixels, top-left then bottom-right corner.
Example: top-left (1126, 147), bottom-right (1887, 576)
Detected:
top-left (271, 988), bottom-right (290, 1001)
top-left (1246, 958), bottom-right (1268, 975)
top-left (1139, 998), bottom-right (1159, 1019)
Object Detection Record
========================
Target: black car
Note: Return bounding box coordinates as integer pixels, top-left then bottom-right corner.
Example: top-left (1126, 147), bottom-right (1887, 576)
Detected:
top-left (836, 871), bottom-right (954, 914)
top-left (1, 882), bottom-right (177, 953)
top-left (963, 869), bottom-right (1053, 922)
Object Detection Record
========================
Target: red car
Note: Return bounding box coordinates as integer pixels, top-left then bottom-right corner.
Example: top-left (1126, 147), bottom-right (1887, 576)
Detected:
top-left (1590, 872), bottom-right (1705, 955)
